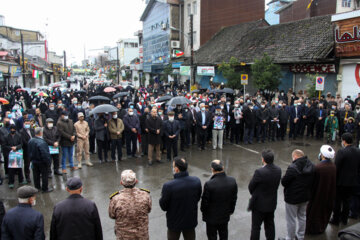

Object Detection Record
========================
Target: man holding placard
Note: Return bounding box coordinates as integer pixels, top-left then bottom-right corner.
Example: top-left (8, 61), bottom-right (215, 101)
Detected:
top-left (43, 118), bottom-right (62, 176)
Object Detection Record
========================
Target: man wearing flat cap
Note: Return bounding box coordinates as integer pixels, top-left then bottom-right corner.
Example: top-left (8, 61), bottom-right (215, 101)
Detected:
top-left (50, 177), bottom-right (103, 240)
top-left (108, 169), bottom-right (152, 240)
top-left (1, 186), bottom-right (45, 239)
top-left (306, 145), bottom-right (336, 235)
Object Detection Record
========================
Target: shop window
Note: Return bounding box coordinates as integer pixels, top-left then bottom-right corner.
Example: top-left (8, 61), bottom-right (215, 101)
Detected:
top-left (342, 0), bottom-right (351, 7)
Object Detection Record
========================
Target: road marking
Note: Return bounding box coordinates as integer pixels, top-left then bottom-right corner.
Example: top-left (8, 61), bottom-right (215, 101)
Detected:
top-left (234, 144), bottom-right (260, 154)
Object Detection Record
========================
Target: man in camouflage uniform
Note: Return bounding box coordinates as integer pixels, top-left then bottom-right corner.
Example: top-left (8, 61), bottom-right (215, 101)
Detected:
top-left (108, 169), bottom-right (152, 240)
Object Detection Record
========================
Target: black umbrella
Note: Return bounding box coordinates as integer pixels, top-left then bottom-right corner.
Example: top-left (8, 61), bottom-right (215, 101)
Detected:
top-left (91, 104), bottom-right (118, 114)
top-left (76, 90), bottom-right (86, 94)
top-left (166, 96), bottom-right (192, 106)
top-left (217, 88), bottom-right (234, 94)
top-left (125, 86), bottom-right (133, 91)
top-left (113, 92), bottom-right (129, 99)
top-left (156, 95), bottom-right (172, 103)
top-left (89, 96), bottom-right (111, 101)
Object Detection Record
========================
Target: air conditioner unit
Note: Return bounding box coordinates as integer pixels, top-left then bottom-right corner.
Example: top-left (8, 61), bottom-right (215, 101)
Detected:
top-left (171, 40), bottom-right (180, 49)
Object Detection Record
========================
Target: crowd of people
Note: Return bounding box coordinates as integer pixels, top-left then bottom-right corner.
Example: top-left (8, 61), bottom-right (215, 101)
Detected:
top-left (0, 81), bottom-right (359, 239)
top-left (1, 139), bottom-right (359, 240)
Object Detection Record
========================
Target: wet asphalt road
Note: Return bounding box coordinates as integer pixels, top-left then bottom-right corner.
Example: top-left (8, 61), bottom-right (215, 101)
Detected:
top-left (0, 138), bottom-right (359, 240)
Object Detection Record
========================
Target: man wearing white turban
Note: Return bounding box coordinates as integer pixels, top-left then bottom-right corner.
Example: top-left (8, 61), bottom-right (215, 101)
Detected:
top-left (305, 145), bottom-right (336, 234)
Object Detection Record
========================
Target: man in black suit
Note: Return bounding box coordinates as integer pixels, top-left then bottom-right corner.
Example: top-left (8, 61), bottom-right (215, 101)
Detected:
top-left (330, 133), bottom-right (360, 225)
top-left (248, 149), bottom-right (282, 240)
top-left (201, 160), bottom-right (238, 240)
top-left (19, 118), bottom-right (35, 183)
top-left (243, 103), bottom-right (256, 144)
top-left (195, 103), bottom-right (211, 150)
top-left (50, 177), bottom-right (103, 240)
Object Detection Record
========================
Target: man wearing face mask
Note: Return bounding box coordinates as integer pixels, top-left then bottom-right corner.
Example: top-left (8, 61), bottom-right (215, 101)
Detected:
top-left (108, 111), bottom-right (124, 162)
top-left (146, 108), bottom-right (163, 165)
top-left (5, 125), bottom-right (24, 188)
top-left (315, 103), bottom-right (327, 140)
top-left (306, 145), bottom-right (336, 234)
top-left (339, 103), bottom-right (355, 138)
top-left (230, 100), bottom-right (243, 144)
top-left (243, 103), bottom-right (256, 144)
top-left (1, 186), bottom-right (45, 239)
top-left (57, 111), bottom-right (77, 173)
top-left (123, 108), bottom-right (141, 158)
top-left (20, 118), bottom-right (35, 183)
top-left (71, 102), bottom-right (85, 123)
top-left (256, 101), bottom-right (269, 143)
top-left (195, 103), bottom-right (211, 151)
top-left (212, 106), bottom-right (225, 150)
top-left (175, 104), bottom-right (188, 152)
top-left (95, 113), bottom-right (109, 163)
top-left (163, 111), bottom-right (181, 161)
top-left (45, 102), bottom-right (59, 124)
top-left (28, 127), bottom-right (53, 193)
top-left (289, 100), bottom-right (302, 140)
top-left (75, 112), bottom-right (93, 167)
top-left (140, 107), bottom-right (150, 156)
top-left (43, 118), bottom-right (62, 176)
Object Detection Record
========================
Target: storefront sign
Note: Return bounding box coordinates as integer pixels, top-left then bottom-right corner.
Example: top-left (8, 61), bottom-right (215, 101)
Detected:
top-left (172, 62), bottom-right (183, 69)
top-left (333, 16), bottom-right (360, 57)
top-left (197, 66), bottom-right (215, 76)
top-left (180, 66), bottom-right (190, 76)
top-left (289, 64), bottom-right (336, 73)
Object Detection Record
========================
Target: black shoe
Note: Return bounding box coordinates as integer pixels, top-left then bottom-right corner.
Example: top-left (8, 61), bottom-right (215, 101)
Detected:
top-left (157, 160), bottom-right (164, 164)
top-left (329, 218), bottom-right (339, 226)
top-left (54, 171), bottom-right (62, 176)
top-left (42, 188), bottom-right (54, 193)
top-left (132, 155), bottom-right (139, 158)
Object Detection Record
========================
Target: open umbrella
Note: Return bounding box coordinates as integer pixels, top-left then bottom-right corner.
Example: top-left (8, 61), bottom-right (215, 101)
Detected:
top-left (191, 89), bottom-right (200, 93)
top-left (52, 84), bottom-right (61, 88)
top-left (125, 86), bottom-right (133, 91)
top-left (0, 98), bottom-right (9, 104)
top-left (216, 88), bottom-right (234, 94)
top-left (16, 88), bottom-right (26, 93)
top-left (35, 92), bottom-right (49, 97)
top-left (76, 90), bottom-right (87, 94)
top-left (166, 96), bottom-right (192, 106)
top-left (30, 88), bottom-right (39, 93)
top-left (156, 95), bottom-right (172, 103)
top-left (104, 87), bottom-right (116, 93)
top-left (113, 92), bottom-right (129, 99)
top-left (89, 96), bottom-right (111, 102)
top-left (91, 104), bottom-right (118, 114)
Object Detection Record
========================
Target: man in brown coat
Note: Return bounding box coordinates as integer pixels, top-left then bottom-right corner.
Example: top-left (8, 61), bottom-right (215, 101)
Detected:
top-left (145, 108), bottom-right (163, 165)
top-left (108, 112), bottom-right (124, 161)
top-left (108, 169), bottom-right (152, 240)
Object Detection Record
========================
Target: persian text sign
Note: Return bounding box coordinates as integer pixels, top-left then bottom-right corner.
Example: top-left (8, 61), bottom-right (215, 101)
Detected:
top-left (334, 17), bottom-right (360, 57)
top-left (197, 66), bottom-right (215, 76)
top-left (289, 64), bottom-right (336, 74)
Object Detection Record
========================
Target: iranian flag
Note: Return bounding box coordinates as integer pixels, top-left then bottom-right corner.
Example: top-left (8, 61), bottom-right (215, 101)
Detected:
top-left (32, 70), bottom-right (39, 78)
top-left (175, 50), bottom-right (184, 57)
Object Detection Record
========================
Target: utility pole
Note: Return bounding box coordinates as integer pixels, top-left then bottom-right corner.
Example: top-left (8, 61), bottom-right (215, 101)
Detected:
top-left (63, 50), bottom-right (67, 79)
top-left (190, 14), bottom-right (194, 92)
top-left (117, 46), bottom-right (120, 84)
top-left (21, 33), bottom-right (26, 87)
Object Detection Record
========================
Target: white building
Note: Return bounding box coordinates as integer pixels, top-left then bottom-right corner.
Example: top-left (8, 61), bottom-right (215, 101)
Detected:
top-left (336, 0), bottom-right (360, 13)
top-left (183, 0), bottom-right (201, 56)
top-left (117, 38), bottom-right (139, 67)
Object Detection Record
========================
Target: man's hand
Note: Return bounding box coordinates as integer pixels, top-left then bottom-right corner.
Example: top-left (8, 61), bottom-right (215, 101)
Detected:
top-left (178, 114), bottom-right (182, 119)
top-left (319, 117), bottom-right (322, 120)
top-left (71, 136), bottom-right (75, 141)
top-left (117, 131), bottom-right (120, 135)
top-left (263, 120), bottom-right (266, 124)
top-left (145, 128), bottom-right (149, 133)
top-left (54, 142), bottom-right (59, 147)
top-left (202, 126), bottom-right (207, 129)
top-left (132, 128), bottom-right (137, 133)
top-left (11, 146), bottom-right (16, 151)
top-left (156, 129), bottom-right (160, 134)
top-left (104, 123), bottom-right (107, 127)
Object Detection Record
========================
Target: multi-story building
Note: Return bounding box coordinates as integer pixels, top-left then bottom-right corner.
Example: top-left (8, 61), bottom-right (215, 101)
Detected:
top-left (265, 0), bottom-right (294, 25)
top-left (277, 0), bottom-right (360, 24)
top-left (117, 38), bottom-right (139, 67)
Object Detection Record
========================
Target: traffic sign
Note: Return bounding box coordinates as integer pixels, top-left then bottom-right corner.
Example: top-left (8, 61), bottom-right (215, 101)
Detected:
top-left (241, 74), bottom-right (248, 85)
top-left (316, 76), bottom-right (325, 91)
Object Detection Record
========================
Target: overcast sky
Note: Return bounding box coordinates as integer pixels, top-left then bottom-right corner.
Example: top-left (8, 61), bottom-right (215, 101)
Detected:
top-left (2, 0), bottom-right (270, 65)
